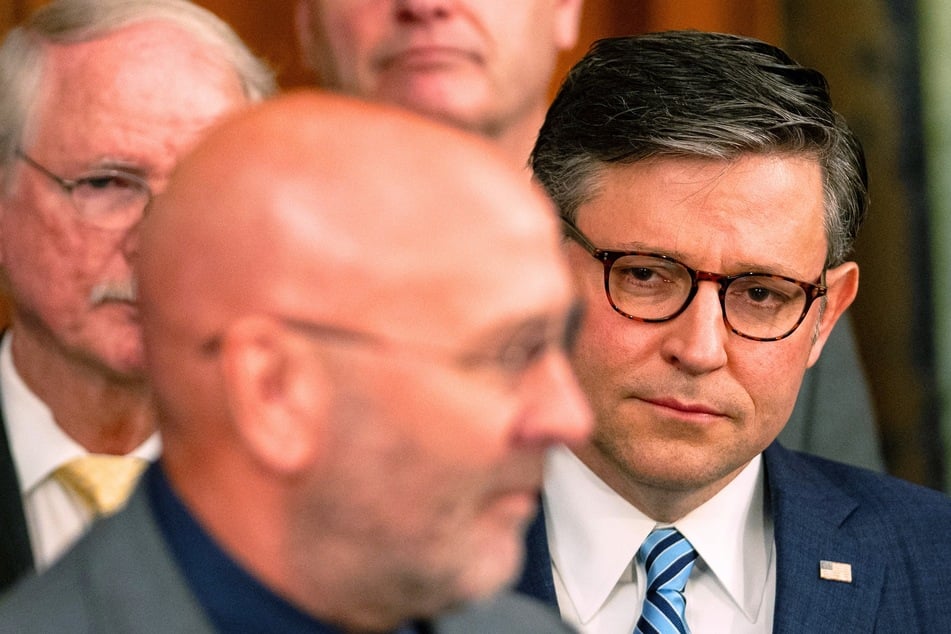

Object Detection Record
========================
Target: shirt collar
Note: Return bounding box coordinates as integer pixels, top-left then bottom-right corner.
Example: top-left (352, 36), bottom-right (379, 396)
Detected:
top-left (543, 444), bottom-right (771, 623)
top-left (543, 445), bottom-right (654, 622)
top-left (1, 330), bottom-right (160, 493)
top-left (147, 463), bottom-right (424, 634)
top-left (677, 453), bottom-right (772, 621)
top-left (147, 463), bottom-right (343, 633)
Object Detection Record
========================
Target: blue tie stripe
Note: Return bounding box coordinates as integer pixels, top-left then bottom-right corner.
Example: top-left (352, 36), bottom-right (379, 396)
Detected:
top-left (648, 549), bottom-right (695, 590)
top-left (642, 532), bottom-right (678, 568)
top-left (634, 614), bottom-right (664, 634)
top-left (640, 596), bottom-right (686, 634)
top-left (634, 528), bottom-right (697, 634)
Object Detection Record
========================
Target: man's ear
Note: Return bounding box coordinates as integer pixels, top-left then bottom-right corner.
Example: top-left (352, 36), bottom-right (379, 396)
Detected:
top-left (807, 261), bottom-right (859, 367)
top-left (0, 175), bottom-right (10, 266)
top-left (554, 0), bottom-right (585, 52)
top-left (218, 315), bottom-right (330, 476)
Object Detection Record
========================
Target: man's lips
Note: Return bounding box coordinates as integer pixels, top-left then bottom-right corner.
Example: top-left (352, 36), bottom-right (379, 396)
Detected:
top-left (640, 396), bottom-right (728, 420)
top-left (379, 46), bottom-right (479, 71)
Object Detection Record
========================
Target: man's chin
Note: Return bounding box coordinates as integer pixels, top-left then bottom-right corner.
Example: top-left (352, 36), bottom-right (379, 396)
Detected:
top-left (456, 535), bottom-right (525, 602)
top-left (376, 79), bottom-right (487, 129)
top-left (94, 346), bottom-right (148, 384)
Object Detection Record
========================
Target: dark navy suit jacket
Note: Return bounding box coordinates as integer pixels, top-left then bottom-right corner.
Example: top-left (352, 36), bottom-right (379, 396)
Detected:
top-left (0, 409), bottom-right (33, 593)
top-left (517, 442), bottom-right (951, 632)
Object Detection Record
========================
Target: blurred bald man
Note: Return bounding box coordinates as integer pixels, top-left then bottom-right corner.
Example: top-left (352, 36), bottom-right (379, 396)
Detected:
top-left (0, 91), bottom-right (591, 632)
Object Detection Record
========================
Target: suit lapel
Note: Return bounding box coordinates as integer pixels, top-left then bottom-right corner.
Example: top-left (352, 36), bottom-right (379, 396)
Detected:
top-left (515, 502), bottom-right (559, 609)
top-left (80, 484), bottom-right (216, 632)
top-left (765, 442), bottom-right (885, 633)
top-left (517, 444), bottom-right (889, 631)
top-left (0, 402), bottom-right (34, 592)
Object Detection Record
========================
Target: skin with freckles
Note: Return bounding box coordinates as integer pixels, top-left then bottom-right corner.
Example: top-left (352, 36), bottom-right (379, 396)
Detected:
top-left (295, 0), bottom-right (583, 163)
top-left (565, 155), bottom-right (859, 522)
top-left (0, 21), bottom-right (249, 452)
top-left (137, 92), bottom-right (592, 630)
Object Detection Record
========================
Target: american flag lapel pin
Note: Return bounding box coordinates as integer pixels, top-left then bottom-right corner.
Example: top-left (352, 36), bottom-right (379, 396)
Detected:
top-left (819, 560), bottom-right (853, 583)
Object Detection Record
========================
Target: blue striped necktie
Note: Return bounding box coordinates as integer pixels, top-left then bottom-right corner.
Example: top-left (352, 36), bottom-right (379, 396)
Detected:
top-left (634, 528), bottom-right (698, 634)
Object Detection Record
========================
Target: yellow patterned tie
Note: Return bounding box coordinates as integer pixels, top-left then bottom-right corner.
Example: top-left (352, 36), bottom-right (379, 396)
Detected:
top-left (53, 455), bottom-right (148, 516)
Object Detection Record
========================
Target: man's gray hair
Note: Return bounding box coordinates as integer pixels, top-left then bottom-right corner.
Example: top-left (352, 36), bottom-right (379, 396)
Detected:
top-left (0, 0), bottom-right (277, 187)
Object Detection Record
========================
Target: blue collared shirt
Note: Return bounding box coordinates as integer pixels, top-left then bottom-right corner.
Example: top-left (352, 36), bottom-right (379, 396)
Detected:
top-left (146, 463), bottom-right (423, 633)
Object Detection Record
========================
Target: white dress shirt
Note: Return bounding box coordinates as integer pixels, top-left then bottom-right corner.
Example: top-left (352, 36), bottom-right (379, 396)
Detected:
top-left (1, 332), bottom-right (160, 571)
top-left (544, 445), bottom-right (775, 633)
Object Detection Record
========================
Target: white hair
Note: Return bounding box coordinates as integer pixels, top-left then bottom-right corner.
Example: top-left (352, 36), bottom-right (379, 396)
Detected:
top-left (0, 0), bottom-right (277, 189)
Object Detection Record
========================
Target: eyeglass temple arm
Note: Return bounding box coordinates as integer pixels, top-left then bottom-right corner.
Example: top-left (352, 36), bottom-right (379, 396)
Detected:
top-left (560, 217), bottom-right (601, 256)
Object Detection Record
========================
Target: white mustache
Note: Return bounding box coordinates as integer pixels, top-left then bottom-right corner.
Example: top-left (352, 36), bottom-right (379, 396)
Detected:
top-left (88, 279), bottom-right (137, 305)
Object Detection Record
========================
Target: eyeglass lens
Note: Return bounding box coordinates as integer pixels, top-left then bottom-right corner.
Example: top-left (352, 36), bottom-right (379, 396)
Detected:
top-left (607, 254), bottom-right (811, 340)
top-left (17, 151), bottom-right (151, 230)
top-left (69, 173), bottom-right (151, 229)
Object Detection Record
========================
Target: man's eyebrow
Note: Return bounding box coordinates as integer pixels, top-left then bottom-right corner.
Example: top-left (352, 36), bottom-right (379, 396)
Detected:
top-left (729, 259), bottom-right (823, 279)
top-left (462, 299), bottom-right (586, 356)
top-left (82, 157), bottom-right (150, 178)
top-left (610, 240), bottom-right (819, 279)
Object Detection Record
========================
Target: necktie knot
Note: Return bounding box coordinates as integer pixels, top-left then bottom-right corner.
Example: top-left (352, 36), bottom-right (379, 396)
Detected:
top-left (53, 454), bottom-right (147, 516)
top-left (634, 528), bottom-right (698, 634)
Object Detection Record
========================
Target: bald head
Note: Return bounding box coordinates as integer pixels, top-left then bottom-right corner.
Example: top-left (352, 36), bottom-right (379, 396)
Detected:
top-left (137, 89), bottom-right (583, 455)
top-left (139, 91), bottom-right (562, 356)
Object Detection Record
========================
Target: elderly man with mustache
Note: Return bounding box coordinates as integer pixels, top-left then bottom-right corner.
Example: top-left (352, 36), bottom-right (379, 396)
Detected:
top-left (0, 0), bottom-right (275, 592)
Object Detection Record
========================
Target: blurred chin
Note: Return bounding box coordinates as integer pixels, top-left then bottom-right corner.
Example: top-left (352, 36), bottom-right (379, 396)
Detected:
top-left (99, 345), bottom-right (146, 381)
top-left (452, 522), bottom-right (527, 603)
top-left (374, 77), bottom-right (488, 131)
top-left (90, 327), bottom-right (147, 381)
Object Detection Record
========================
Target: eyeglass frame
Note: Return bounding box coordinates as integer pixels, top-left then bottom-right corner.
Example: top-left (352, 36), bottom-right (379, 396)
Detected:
top-left (202, 307), bottom-right (584, 389)
top-left (560, 217), bottom-right (827, 342)
top-left (15, 148), bottom-right (153, 229)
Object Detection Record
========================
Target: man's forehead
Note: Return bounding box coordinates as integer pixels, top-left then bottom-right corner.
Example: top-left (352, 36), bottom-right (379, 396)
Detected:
top-left (29, 23), bottom-right (246, 163)
top-left (575, 155), bottom-right (828, 270)
top-left (579, 154), bottom-right (825, 220)
top-left (41, 21), bottom-right (241, 97)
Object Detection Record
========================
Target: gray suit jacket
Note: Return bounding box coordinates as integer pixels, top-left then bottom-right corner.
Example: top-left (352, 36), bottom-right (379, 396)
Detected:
top-left (0, 486), bottom-right (574, 633)
top-left (780, 315), bottom-right (884, 471)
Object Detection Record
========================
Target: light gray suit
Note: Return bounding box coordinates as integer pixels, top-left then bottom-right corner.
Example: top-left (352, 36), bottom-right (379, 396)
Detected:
top-left (0, 486), bottom-right (574, 633)
top-left (780, 315), bottom-right (884, 471)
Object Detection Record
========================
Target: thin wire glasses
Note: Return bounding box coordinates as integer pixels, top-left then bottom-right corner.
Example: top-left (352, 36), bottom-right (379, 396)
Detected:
top-left (16, 149), bottom-right (152, 230)
top-left (562, 218), bottom-right (827, 341)
top-left (203, 306), bottom-right (584, 390)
